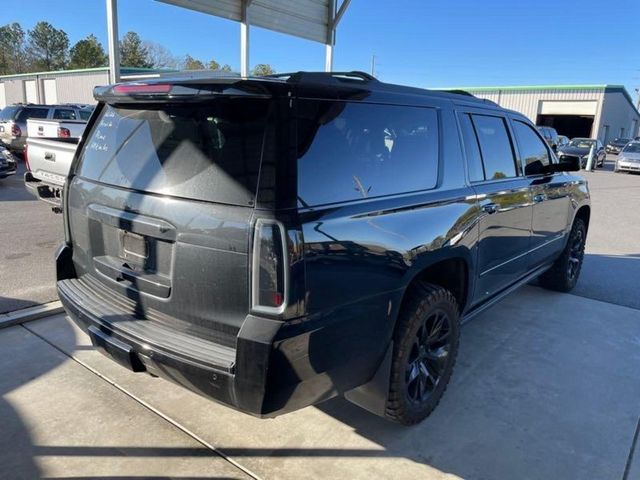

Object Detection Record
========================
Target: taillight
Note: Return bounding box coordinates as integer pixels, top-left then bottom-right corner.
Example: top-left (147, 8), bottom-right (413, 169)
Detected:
top-left (58, 127), bottom-right (71, 138)
top-left (24, 144), bottom-right (30, 171)
top-left (112, 83), bottom-right (172, 95)
top-left (251, 219), bottom-right (288, 314)
top-left (11, 124), bottom-right (21, 137)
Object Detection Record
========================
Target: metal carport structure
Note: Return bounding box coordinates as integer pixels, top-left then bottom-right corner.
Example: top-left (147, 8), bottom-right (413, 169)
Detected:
top-left (105, 0), bottom-right (352, 83)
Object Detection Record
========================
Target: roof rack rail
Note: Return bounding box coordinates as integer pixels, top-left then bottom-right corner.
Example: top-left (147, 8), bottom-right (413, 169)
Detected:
top-left (264, 71), bottom-right (378, 84)
top-left (442, 89), bottom-right (475, 97)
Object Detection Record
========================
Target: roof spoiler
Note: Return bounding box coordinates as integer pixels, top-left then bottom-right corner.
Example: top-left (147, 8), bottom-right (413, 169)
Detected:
top-left (93, 79), bottom-right (272, 103)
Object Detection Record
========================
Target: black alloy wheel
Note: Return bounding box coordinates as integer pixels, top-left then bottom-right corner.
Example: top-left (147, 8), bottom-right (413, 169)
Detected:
top-left (405, 310), bottom-right (451, 404)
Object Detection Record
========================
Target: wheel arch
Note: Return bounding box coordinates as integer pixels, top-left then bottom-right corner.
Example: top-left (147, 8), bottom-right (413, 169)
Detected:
top-left (399, 250), bottom-right (473, 317)
top-left (573, 204), bottom-right (591, 232)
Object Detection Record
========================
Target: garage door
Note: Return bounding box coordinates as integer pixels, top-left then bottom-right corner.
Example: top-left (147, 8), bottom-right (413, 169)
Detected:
top-left (25, 80), bottom-right (38, 103)
top-left (0, 83), bottom-right (5, 109)
top-left (43, 79), bottom-right (57, 104)
top-left (540, 101), bottom-right (598, 116)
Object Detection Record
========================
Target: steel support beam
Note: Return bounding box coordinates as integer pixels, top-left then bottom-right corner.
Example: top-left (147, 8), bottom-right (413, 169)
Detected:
top-left (106, 0), bottom-right (121, 83)
top-left (325, 0), bottom-right (350, 72)
top-left (325, 0), bottom-right (336, 71)
top-left (240, 0), bottom-right (252, 77)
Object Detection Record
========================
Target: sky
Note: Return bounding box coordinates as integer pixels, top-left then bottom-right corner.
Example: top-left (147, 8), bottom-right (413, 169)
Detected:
top-left (5, 0), bottom-right (640, 97)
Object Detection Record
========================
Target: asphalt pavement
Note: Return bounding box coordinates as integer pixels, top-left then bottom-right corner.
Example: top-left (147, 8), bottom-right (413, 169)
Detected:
top-left (0, 162), bottom-right (63, 313)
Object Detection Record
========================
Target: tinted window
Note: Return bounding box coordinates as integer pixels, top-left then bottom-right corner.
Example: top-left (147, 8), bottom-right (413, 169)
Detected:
top-left (0, 106), bottom-right (20, 121)
top-left (513, 121), bottom-right (551, 175)
top-left (296, 101), bottom-right (438, 206)
top-left (77, 99), bottom-right (271, 205)
top-left (16, 107), bottom-right (49, 122)
top-left (78, 108), bottom-right (93, 120)
top-left (472, 115), bottom-right (517, 179)
top-left (459, 113), bottom-right (484, 182)
top-left (53, 109), bottom-right (76, 120)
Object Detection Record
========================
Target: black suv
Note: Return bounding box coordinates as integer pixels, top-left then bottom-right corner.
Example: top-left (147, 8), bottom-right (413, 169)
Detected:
top-left (56, 72), bottom-right (590, 425)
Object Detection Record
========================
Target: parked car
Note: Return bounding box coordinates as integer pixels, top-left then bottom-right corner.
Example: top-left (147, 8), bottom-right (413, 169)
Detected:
top-left (605, 137), bottom-right (631, 155)
top-left (614, 141), bottom-right (640, 173)
top-left (537, 126), bottom-right (559, 150)
top-left (56, 72), bottom-right (590, 426)
top-left (557, 135), bottom-right (570, 148)
top-left (0, 144), bottom-right (17, 180)
top-left (0, 103), bottom-right (91, 153)
top-left (557, 138), bottom-right (606, 168)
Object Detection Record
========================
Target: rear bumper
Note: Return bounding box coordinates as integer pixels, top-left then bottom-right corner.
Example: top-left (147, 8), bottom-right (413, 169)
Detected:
top-left (55, 243), bottom-right (391, 417)
top-left (0, 160), bottom-right (17, 178)
top-left (0, 137), bottom-right (25, 152)
top-left (617, 163), bottom-right (640, 172)
top-left (24, 172), bottom-right (63, 205)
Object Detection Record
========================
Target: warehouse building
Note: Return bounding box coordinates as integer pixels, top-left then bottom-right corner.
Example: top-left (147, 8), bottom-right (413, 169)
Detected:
top-left (0, 67), bottom-right (168, 108)
top-left (455, 85), bottom-right (640, 143)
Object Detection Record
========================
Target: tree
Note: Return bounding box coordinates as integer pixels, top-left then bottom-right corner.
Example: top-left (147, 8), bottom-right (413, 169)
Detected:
top-left (220, 64), bottom-right (232, 72)
top-left (183, 54), bottom-right (205, 70)
top-left (144, 41), bottom-right (179, 69)
top-left (27, 21), bottom-right (69, 71)
top-left (0, 22), bottom-right (27, 75)
top-left (207, 59), bottom-right (220, 70)
top-left (69, 34), bottom-right (107, 69)
top-left (251, 63), bottom-right (275, 76)
top-left (119, 31), bottom-right (152, 68)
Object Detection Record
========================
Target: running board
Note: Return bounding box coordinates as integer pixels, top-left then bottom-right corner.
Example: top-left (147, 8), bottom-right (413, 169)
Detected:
top-left (462, 263), bottom-right (552, 324)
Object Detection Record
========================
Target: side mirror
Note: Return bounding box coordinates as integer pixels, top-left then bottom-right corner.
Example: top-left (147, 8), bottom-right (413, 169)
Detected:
top-left (553, 155), bottom-right (581, 172)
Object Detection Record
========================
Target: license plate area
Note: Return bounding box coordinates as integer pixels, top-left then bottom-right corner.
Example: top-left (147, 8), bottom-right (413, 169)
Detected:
top-left (88, 326), bottom-right (146, 372)
top-left (119, 230), bottom-right (149, 264)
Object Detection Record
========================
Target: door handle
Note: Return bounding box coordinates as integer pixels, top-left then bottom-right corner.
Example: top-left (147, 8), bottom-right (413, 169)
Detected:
top-left (533, 194), bottom-right (546, 203)
top-left (482, 203), bottom-right (498, 214)
top-left (44, 152), bottom-right (55, 161)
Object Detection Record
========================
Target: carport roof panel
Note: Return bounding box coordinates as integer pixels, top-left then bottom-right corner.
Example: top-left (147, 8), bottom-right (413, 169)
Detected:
top-left (155, 0), bottom-right (330, 43)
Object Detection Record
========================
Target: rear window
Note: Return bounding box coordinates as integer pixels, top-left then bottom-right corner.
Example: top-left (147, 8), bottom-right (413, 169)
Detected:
top-left (53, 109), bottom-right (77, 120)
top-left (296, 100), bottom-right (439, 207)
top-left (76, 99), bottom-right (271, 206)
top-left (16, 107), bottom-right (49, 122)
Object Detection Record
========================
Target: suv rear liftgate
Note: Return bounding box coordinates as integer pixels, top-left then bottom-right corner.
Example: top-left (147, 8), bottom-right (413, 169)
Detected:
top-left (57, 79), bottom-right (306, 416)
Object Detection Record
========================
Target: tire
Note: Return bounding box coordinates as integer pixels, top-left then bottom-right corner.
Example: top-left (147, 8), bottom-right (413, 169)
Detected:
top-left (385, 282), bottom-right (460, 426)
top-left (538, 218), bottom-right (586, 292)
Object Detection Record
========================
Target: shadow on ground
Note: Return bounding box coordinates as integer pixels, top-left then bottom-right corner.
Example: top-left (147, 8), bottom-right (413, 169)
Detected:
top-left (573, 253), bottom-right (640, 310)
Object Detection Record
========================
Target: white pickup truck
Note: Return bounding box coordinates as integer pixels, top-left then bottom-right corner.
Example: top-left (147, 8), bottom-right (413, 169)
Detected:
top-left (27, 118), bottom-right (88, 140)
top-left (24, 137), bottom-right (79, 210)
top-left (24, 117), bottom-right (90, 210)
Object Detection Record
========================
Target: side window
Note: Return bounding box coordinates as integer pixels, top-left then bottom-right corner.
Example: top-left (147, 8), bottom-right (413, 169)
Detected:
top-left (79, 109), bottom-right (92, 120)
top-left (513, 120), bottom-right (551, 176)
top-left (296, 101), bottom-right (439, 207)
top-left (53, 109), bottom-right (77, 120)
top-left (471, 115), bottom-right (518, 180)
top-left (458, 113), bottom-right (485, 182)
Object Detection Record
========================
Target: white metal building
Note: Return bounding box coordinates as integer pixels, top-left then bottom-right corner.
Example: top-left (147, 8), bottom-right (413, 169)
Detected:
top-left (0, 67), bottom-right (167, 108)
top-left (453, 85), bottom-right (640, 143)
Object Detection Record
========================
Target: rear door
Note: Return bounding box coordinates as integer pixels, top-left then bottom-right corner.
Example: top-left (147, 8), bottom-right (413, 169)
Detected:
top-left (458, 112), bottom-right (533, 304)
top-left (68, 96), bottom-right (272, 346)
top-left (510, 118), bottom-right (570, 269)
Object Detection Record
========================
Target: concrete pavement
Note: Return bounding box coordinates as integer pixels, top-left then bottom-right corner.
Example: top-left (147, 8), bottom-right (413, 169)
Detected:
top-left (3, 285), bottom-right (640, 480)
top-left (0, 162), bottom-right (63, 313)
